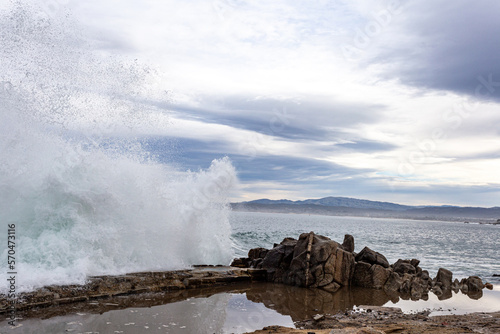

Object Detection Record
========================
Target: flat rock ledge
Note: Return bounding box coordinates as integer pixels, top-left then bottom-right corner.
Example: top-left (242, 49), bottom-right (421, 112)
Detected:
top-left (247, 308), bottom-right (500, 334)
top-left (0, 266), bottom-right (266, 314)
top-left (231, 231), bottom-right (493, 301)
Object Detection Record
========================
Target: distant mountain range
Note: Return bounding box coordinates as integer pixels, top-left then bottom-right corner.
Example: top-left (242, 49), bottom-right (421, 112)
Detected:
top-left (231, 197), bottom-right (500, 223)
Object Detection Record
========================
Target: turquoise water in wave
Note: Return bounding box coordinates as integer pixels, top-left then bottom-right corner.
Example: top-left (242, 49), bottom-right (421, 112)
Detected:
top-left (230, 211), bottom-right (500, 283)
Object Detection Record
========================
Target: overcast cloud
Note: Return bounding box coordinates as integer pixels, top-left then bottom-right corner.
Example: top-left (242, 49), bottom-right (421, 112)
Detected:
top-left (8, 0), bottom-right (499, 206)
top-left (370, 0), bottom-right (500, 101)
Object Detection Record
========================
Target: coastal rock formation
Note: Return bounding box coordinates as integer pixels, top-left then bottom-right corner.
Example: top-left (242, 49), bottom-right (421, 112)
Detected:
top-left (341, 234), bottom-right (355, 253)
top-left (232, 232), bottom-right (355, 292)
top-left (355, 247), bottom-right (390, 268)
top-left (353, 261), bottom-right (391, 289)
top-left (267, 232), bottom-right (355, 292)
top-left (232, 232), bottom-right (492, 301)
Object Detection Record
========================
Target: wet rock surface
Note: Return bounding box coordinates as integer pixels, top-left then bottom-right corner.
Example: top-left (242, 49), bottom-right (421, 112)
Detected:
top-left (232, 232), bottom-right (493, 301)
top-left (247, 309), bottom-right (500, 334)
top-left (0, 266), bottom-right (266, 314)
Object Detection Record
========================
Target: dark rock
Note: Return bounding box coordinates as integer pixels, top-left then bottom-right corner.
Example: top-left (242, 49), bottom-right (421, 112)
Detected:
top-left (467, 289), bottom-right (483, 300)
top-left (310, 235), bottom-right (337, 263)
top-left (435, 268), bottom-right (453, 291)
top-left (438, 287), bottom-right (453, 301)
top-left (284, 232), bottom-right (355, 290)
top-left (251, 258), bottom-right (263, 268)
top-left (248, 247), bottom-right (268, 260)
top-left (410, 259), bottom-right (420, 268)
top-left (393, 260), bottom-right (416, 275)
top-left (230, 257), bottom-right (250, 268)
top-left (399, 274), bottom-right (413, 297)
top-left (485, 283), bottom-right (493, 290)
top-left (355, 247), bottom-right (389, 268)
top-left (420, 270), bottom-right (430, 281)
top-left (367, 264), bottom-right (391, 289)
top-left (280, 237), bottom-right (298, 246)
top-left (330, 246), bottom-right (356, 286)
top-left (431, 285), bottom-right (442, 296)
top-left (353, 262), bottom-right (391, 289)
top-left (410, 277), bottom-right (425, 300)
top-left (353, 261), bottom-right (372, 287)
top-left (460, 278), bottom-right (469, 294)
top-left (341, 234), bottom-right (355, 253)
top-left (465, 276), bottom-right (484, 292)
top-left (383, 272), bottom-right (402, 293)
top-left (262, 245), bottom-right (286, 270)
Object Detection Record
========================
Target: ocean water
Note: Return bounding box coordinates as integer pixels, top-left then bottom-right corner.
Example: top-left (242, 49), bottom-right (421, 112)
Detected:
top-left (230, 211), bottom-right (500, 283)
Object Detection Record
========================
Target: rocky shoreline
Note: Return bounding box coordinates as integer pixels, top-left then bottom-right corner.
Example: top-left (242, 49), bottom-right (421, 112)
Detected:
top-left (1, 232), bottom-right (499, 333)
top-left (231, 232), bottom-right (493, 301)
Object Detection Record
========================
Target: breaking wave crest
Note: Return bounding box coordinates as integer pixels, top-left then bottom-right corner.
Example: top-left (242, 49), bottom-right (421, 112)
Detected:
top-left (0, 2), bottom-right (236, 292)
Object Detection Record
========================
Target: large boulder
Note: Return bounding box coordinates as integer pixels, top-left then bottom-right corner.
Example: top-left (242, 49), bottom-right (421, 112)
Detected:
top-left (355, 247), bottom-right (389, 268)
top-left (383, 271), bottom-right (402, 294)
top-left (282, 232), bottom-right (355, 292)
top-left (465, 276), bottom-right (484, 292)
top-left (248, 247), bottom-right (269, 260)
top-left (341, 234), bottom-right (355, 253)
top-left (409, 276), bottom-right (428, 300)
top-left (353, 261), bottom-right (391, 289)
top-left (331, 245), bottom-right (357, 286)
top-left (393, 259), bottom-right (417, 275)
top-left (261, 237), bottom-right (297, 281)
top-left (460, 276), bottom-right (484, 299)
top-left (435, 268), bottom-right (453, 291)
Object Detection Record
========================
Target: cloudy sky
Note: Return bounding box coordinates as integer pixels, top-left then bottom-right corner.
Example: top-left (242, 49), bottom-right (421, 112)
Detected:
top-left (15, 0), bottom-right (500, 206)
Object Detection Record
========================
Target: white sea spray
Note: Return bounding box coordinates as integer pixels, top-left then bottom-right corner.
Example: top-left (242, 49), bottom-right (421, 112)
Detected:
top-left (0, 1), bottom-right (237, 293)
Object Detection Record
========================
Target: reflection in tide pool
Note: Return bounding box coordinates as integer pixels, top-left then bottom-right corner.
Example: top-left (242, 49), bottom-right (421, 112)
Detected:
top-left (387, 285), bottom-right (500, 316)
top-left (0, 284), bottom-right (295, 334)
top-left (2, 282), bottom-right (499, 333)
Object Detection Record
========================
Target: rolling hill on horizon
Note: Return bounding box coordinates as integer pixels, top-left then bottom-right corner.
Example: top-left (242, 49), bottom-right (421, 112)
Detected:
top-left (231, 196), bottom-right (500, 223)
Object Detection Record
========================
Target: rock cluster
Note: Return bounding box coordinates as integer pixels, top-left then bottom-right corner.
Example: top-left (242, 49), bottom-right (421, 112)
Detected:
top-left (233, 232), bottom-right (355, 293)
top-left (231, 232), bottom-right (492, 300)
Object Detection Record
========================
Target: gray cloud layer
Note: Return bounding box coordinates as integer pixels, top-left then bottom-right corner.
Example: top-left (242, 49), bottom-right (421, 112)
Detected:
top-left (43, 0), bottom-right (500, 206)
top-left (372, 0), bottom-right (500, 101)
